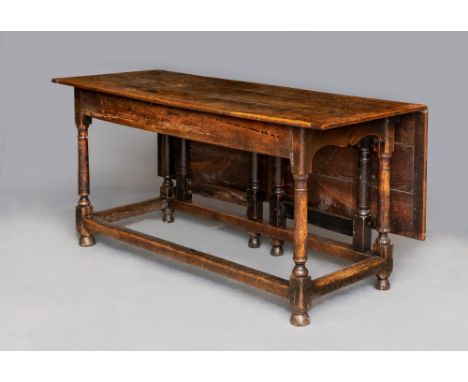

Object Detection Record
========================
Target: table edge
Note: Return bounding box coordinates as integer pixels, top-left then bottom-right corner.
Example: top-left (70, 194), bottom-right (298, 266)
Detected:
top-left (52, 75), bottom-right (427, 130)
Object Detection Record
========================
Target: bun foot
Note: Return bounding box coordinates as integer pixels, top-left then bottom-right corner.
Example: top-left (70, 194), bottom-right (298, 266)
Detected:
top-left (248, 234), bottom-right (261, 248)
top-left (162, 212), bottom-right (174, 223)
top-left (270, 244), bottom-right (283, 257)
top-left (290, 312), bottom-right (310, 327)
top-left (79, 235), bottom-right (95, 247)
top-left (375, 276), bottom-right (390, 290)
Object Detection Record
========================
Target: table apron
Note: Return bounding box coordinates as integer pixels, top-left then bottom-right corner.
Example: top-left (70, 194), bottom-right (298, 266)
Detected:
top-left (79, 89), bottom-right (292, 158)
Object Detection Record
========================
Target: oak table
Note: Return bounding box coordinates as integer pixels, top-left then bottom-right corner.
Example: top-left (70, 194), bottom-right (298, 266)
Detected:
top-left (53, 70), bottom-right (428, 326)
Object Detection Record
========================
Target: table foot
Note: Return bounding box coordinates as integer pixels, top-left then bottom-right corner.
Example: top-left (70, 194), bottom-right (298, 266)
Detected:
top-left (375, 276), bottom-right (390, 290)
top-left (79, 234), bottom-right (95, 247)
top-left (162, 211), bottom-right (174, 223)
top-left (270, 240), bottom-right (283, 256)
top-left (248, 233), bottom-right (261, 248)
top-left (290, 312), bottom-right (310, 327)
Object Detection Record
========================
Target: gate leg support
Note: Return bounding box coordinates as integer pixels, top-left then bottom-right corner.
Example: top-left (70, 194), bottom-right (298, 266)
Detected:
top-left (353, 138), bottom-right (372, 252)
top-left (176, 138), bottom-right (192, 202)
top-left (160, 134), bottom-right (176, 223)
top-left (270, 157), bottom-right (286, 256)
top-left (247, 153), bottom-right (263, 248)
top-left (374, 120), bottom-right (394, 290)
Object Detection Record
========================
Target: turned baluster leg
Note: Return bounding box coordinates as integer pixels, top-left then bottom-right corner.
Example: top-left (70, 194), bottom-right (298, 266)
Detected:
top-left (290, 173), bottom-right (311, 326)
top-left (374, 120), bottom-right (394, 290)
top-left (176, 138), bottom-right (192, 202)
top-left (270, 157), bottom-right (286, 256)
top-left (76, 115), bottom-right (95, 247)
top-left (352, 138), bottom-right (372, 252)
top-left (160, 134), bottom-right (175, 223)
top-left (247, 152), bottom-right (263, 248)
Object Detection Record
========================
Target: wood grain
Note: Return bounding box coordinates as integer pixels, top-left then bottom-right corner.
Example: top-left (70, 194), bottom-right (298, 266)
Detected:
top-left (180, 112), bottom-right (427, 240)
top-left (53, 70), bottom-right (426, 130)
top-left (311, 256), bottom-right (384, 297)
top-left (85, 217), bottom-right (290, 299)
top-left (54, 69), bottom-right (428, 326)
top-left (79, 90), bottom-right (291, 159)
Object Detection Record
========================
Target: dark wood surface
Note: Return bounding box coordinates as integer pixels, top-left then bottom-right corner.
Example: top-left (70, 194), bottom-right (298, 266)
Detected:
top-left (166, 110), bottom-right (428, 240)
top-left (55, 69), bottom-right (428, 326)
top-left (79, 90), bottom-right (291, 158)
top-left (53, 70), bottom-right (425, 130)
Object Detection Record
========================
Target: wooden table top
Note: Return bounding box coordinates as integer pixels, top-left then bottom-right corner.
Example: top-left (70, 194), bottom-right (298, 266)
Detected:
top-left (53, 70), bottom-right (426, 130)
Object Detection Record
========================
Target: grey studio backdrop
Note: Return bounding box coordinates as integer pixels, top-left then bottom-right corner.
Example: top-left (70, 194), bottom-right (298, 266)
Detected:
top-left (0, 32), bottom-right (467, 350)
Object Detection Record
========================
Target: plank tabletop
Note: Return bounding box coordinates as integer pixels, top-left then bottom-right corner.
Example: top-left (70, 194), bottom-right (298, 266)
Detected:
top-left (52, 70), bottom-right (426, 130)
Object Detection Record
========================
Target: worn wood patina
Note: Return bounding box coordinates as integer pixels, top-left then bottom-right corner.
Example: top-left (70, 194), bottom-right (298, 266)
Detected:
top-left (53, 70), bottom-right (428, 326)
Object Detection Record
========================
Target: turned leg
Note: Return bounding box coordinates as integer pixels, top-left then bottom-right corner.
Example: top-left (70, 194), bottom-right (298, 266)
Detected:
top-left (352, 138), bottom-right (372, 252)
top-left (76, 115), bottom-right (95, 247)
top-left (270, 157), bottom-right (286, 256)
top-left (160, 134), bottom-right (175, 223)
top-left (176, 138), bottom-right (192, 202)
top-left (289, 174), bottom-right (311, 326)
top-left (247, 153), bottom-right (263, 248)
top-left (374, 120), bottom-right (394, 290)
